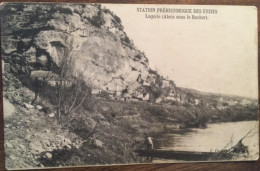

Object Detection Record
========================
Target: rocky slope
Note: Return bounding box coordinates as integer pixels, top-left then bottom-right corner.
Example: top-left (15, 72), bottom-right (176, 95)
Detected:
top-left (2, 71), bottom-right (170, 168)
top-left (0, 3), bottom-right (193, 104)
top-left (3, 72), bottom-right (84, 168)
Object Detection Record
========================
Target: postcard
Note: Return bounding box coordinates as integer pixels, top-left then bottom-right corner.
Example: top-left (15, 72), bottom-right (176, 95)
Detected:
top-left (0, 3), bottom-right (258, 170)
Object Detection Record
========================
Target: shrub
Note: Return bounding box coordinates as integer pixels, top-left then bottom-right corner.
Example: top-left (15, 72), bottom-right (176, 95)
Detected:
top-left (90, 8), bottom-right (105, 28)
top-left (96, 91), bottom-right (110, 99)
top-left (122, 35), bottom-right (131, 44)
top-left (114, 15), bottom-right (121, 24)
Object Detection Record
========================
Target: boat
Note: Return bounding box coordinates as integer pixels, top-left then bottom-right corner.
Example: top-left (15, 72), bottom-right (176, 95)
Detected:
top-left (135, 149), bottom-right (232, 161)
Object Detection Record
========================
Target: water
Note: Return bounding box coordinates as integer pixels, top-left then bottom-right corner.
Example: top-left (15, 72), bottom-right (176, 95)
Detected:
top-left (153, 121), bottom-right (259, 162)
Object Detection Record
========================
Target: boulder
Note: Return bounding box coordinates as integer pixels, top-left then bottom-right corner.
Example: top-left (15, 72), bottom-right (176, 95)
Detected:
top-left (65, 144), bottom-right (71, 149)
top-left (25, 134), bottom-right (32, 140)
top-left (29, 141), bottom-right (45, 153)
top-left (23, 103), bottom-right (34, 109)
top-left (48, 113), bottom-right (55, 118)
top-left (45, 152), bottom-right (52, 159)
top-left (92, 139), bottom-right (103, 148)
top-left (5, 142), bottom-right (13, 149)
top-left (9, 155), bottom-right (17, 160)
top-left (60, 138), bottom-right (72, 148)
top-left (5, 124), bottom-right (11, 128)
top-left (36, 105), bottom-right (43, 111)
top-left (19, 144), bottom-right (26, 150)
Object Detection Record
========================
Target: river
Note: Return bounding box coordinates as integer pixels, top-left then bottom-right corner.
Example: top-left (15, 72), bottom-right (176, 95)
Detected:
top-left (153, 121), bottom-right (259, 162)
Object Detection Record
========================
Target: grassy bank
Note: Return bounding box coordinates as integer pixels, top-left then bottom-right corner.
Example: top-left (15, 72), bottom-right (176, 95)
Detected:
top-left (39, 96), bottom-right (258, 166)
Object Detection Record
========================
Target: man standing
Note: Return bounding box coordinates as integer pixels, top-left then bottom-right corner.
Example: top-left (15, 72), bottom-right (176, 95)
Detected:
top-left (146, 136), bottom-right (154, 151)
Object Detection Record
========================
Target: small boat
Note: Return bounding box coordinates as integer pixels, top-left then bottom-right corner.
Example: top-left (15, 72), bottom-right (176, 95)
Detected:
top-left (135, 149), bottom-right (232, 161)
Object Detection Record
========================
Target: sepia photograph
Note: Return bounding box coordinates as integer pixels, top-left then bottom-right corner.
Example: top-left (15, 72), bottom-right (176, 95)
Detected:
top-left (0, 3), bottom-right (258, 170)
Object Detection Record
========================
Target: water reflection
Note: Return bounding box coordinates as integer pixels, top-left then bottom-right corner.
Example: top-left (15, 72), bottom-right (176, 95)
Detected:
top-left (152, 121), bottom-right (258, 162)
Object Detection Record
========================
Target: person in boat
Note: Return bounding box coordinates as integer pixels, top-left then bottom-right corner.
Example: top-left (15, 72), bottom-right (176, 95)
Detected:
top-left (145, 136), bottom-right (154, 151)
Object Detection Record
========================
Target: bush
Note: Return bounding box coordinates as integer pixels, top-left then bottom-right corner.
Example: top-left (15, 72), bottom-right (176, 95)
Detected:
top-left (114, 15), bottom-right (121, 24)
top-left (96, 91), bottom-right (110, 99)
top-left (103, 8), bottom-right (121, 24)
top-left (122, 35), bottom-right (131, 44)
top-left (135, 54), bottom-right (141, 59)
top-left (90, 9), bottom-right (105, 28)
top-left (59, 7), bottom-right (73, 14)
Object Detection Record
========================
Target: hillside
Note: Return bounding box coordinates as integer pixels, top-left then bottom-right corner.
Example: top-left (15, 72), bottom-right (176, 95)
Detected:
top-left (1, 3), bottom-right (258, 169)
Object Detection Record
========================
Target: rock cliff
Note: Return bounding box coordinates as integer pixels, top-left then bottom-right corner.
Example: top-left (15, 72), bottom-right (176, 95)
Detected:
top-left (1, 3), bottom-right (189, 104)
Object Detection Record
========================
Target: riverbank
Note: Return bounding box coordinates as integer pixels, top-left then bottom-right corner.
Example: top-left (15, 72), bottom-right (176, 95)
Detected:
top-left (37, 97), bottom-right (258, 166)
top-left (3, 72), bottom-right (258, 169)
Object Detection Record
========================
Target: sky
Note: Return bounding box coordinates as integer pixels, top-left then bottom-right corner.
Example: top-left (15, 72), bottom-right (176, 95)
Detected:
top-left (103, 4), bottom-right (258, 99)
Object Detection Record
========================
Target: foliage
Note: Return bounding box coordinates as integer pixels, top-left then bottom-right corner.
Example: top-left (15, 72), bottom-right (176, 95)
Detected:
top-left (114, 15), bottom-right (122, 24)
top-left (50, 5), bottom-right (73, 15)
top-left (103, 7), bottom-right (122, 24)
top-left (169, 80), bottom-right (175, 87)
top-left (135, 54), bottom-right (142, 60)
top-left (209, 125), bottom-right (257, 160)
top-left (121, 35), bottom-right (131, 44)
top-left (89, 6), bottom-right (105, 28)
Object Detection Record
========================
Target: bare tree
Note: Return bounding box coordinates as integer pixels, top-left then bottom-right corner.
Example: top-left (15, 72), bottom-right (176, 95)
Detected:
top-left (55, 36), bottom-right (90, 121)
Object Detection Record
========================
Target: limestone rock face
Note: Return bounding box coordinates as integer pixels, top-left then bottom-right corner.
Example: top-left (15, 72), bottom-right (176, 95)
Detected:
top-left (1, 3), bottom-right (186, 103)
